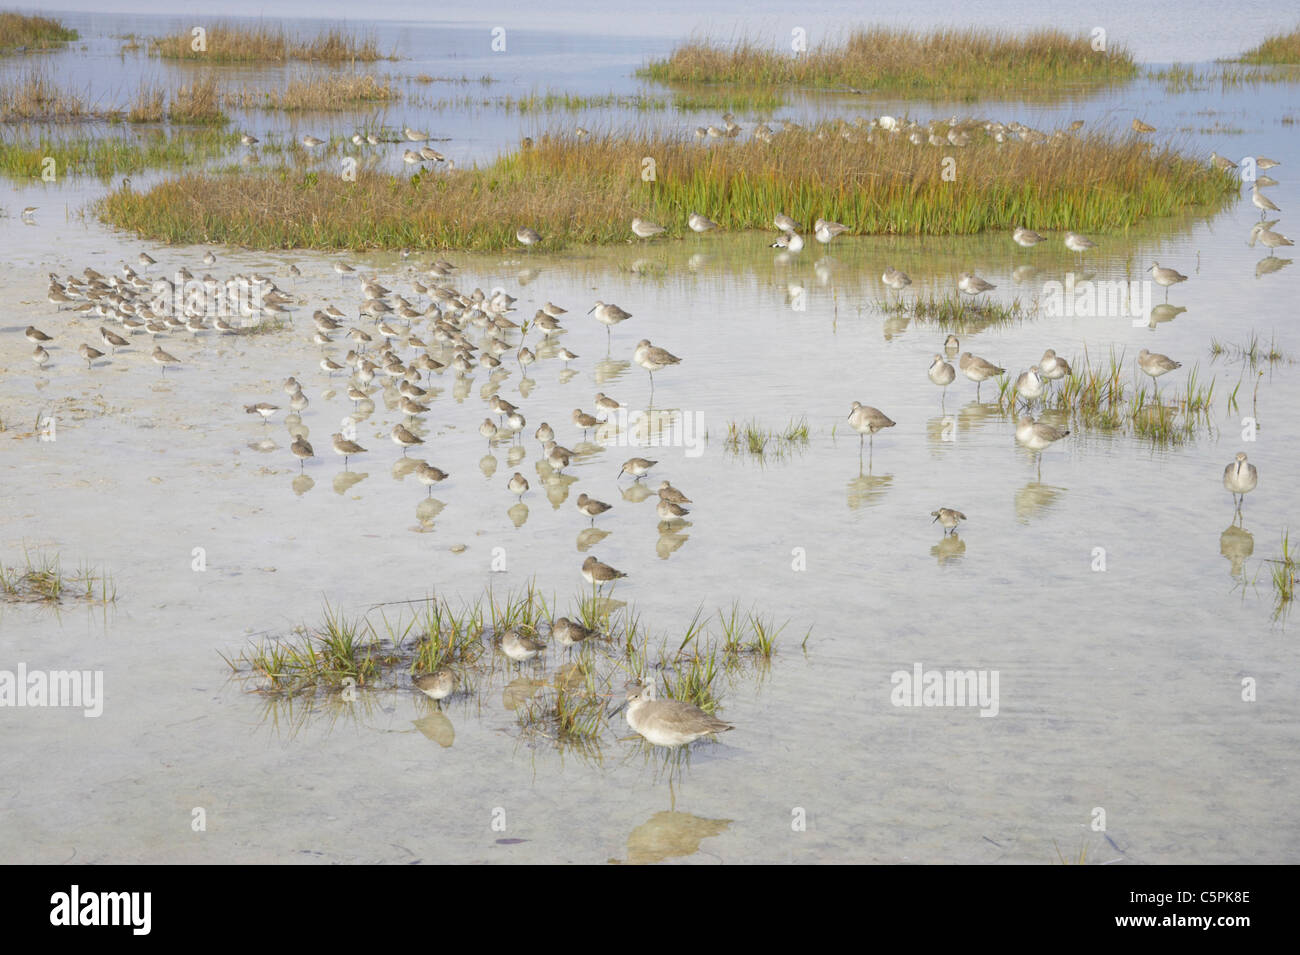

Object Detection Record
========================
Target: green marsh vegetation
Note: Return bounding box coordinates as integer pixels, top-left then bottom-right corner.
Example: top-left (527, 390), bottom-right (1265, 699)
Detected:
top-left (0, 549), bottom-right (116, 604)
top-left (0, 12), bottom-right (77, 54)
top-left (149, 23), bottom-right (393, 64)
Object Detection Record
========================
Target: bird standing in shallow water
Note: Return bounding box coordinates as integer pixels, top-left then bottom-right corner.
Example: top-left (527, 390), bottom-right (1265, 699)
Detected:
top-left (1223, 452), bottom-right (1257, 514)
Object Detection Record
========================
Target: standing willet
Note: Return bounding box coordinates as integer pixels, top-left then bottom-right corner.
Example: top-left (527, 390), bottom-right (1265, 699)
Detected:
top-left (931, 507), bottom-right (967, 535)
top-left (1210, 151), bottom-right (1238, 171)
top-left (634, 339), bottom-right (680, 397)
top-left (774, 213), bottom-right (802, 232)
top-left (847, 402), bottom-right (895, 455)
top-left (928, 354), bottom-right (956, 403)
top-left (1256, 157), bottom-right (1280, 170)
top-left (1137, 348), bottom-right (1181, 394)
top-left (622, 683), bottom-right (733, 748)
top-left (957, 272), bottom-right (996, 298)
top-left (1039, 349), bottom-right (1071, 384)
top-left (1012, 226), bottom-right (1045, 248)
top-left (814, 218), bottom-right (849, 245)
top-left (1250, 223), bottom-right (1294, 255)
top-left (959, 352), bottom-right (1005, 399)
top-left (1064, 231), bottom-right (1097, 264)
top-left (1016, 415), bottom-right (1069, 477)
top-left (1251, 186), bottom-right (1280, 219)
top-left (1223, 452), bottom-right (1258, 512)
top-left (770, 231), bottom-right (805, 252)
top-left (1013, 366), bottom-right (1046, 407)
top-left (516, 227), bottom-right (542, 249)
top-left (1132, 118), bottom-right (1156, 133)
top-left (589, 300), bottom-right (632, 346)
top-left (881, 266), bottom-right (911, 300)
top-left (1147, 263), bottom-right (1188, 301)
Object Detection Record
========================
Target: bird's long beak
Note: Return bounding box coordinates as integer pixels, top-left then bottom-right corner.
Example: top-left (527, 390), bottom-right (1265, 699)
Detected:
top-left (607, 700), bottom-right (627, 719)
top-left (586, 306), bottom-right (596, 314)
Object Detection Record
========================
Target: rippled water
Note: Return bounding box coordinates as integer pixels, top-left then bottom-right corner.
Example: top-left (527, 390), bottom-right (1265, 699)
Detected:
top-left (1, 8), bottom-right (1297, 864)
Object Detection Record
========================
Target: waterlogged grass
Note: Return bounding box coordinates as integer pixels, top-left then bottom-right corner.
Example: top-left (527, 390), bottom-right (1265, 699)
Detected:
top-left (642, 27), bottom-right (1137, 96)
top-left (150, 23), bottom-right (393, 64)
top-left (1270, 531), bottom-right (1297, 621)
top-left (724, 417), bottom-right (810, 459)
top-left (1209, 334), bottom-right (1291, 368)
top-left (0, 12), bottom-right (77, 54)
top-left (0, 127), bottom-right (240, 181)
top-left (1239, 28), bottom-right (1300, 65)
top-left (224, 586), bottom-right (804, 752)
top-left (1003, 345), bottom-right (1217, 446)
top-left (0, 72), bottom-right (91, 122)
top-left (98, 121), bottom-right (1235, 251)
top-left (1149, 63), bottom-right (1300, 93)
top-left (225, 73), bottom-right (398, 111)
top-left (0, 550), bottom-right (116, 604)
top-left (876, 293), bottom-right (1034, 333)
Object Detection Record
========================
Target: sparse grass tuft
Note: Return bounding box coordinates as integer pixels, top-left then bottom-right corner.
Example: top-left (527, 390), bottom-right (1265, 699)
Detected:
top-left (1239, 28), bottom-right (1300, 65)
top-left (0, 549), bottom-right (116, 604)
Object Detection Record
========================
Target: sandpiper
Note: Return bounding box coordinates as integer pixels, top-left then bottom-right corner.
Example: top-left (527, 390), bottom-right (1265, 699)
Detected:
top-left (1223, 452), bottom-right (1258, 511)
top-left (1147, 262), bottom-right (1188, 301)
top-left (957, 271), bottom-right (996, 297)
top-left (634, 339), bottom-right (680, 392)
top-left (1064, 231), bottom-right (1097, 262)
top-left (1137, 348), bottom-right (1181, 391)
top-left (1013, 366), bottom-right (1046, 406)
top-left (413, 670), bottom-right (454, 700)
top-left (573, 408), bottom-right (599, 437)
top-left (847, 402), bottom-right (895, 452)
top-left (331, 433), bottom-right (367, 466)
top-left (1039, 349), bottom-right (1071, 382)
top-left (657, 481), bottom-right (691, 504)
top-left (1012, 226), bottom-right (1045, 247)
top-left (657, 498), bottom-right (690, 522)
top-left (516, 227), bottom-right (542, 248)
top-left (152, 346), bottom-right (180, 373)
top-left (290, 437), bottom-right (314, 471)
top-left (244, 402), bottom-right (280, 424)
top-left (507, 472), bottom-right (529, 499)
top-left (1131, 118), bottom-right (1156, 133)
top-left (623, 683), bottom-right (733, 747)
top-left (881, 266), bottom-right (911, 296)
top-left (589, 301), bottom-right (632, 344)
top-left (535, 422), bottom-right (555, 445)
top-left (415, 462), bottom-right (448, 494)
top-left (774, 213), bottom-right (801, 232)
top-left (959, 352), bottom-right (1005, 398)
top-left (931, 508), bottom-right (967, 535)
top-left (1251, 186), bottom-right (1280, 219)
top-left (928, 354), bottom-right (956, 400)
top-left (501, 629), bottom-right (543, 663)
top-left (944, 334), bottom-right (960, 355)
top-left (770, 231), bottom-right (804, 252)
top-left (576, 493), bottom-right (611, 522)
top-left (813, 218), bottom-right (849, 244)
top-left (618, 457), bottom-right (657, 480)
top-left (79, 343), bottom-right (105, 368)
top-left (1015, 415), bottom-right (1069, 452)
top-left (32, 345), bottom-right (50, 368)
top-left (553, 617), bottom-right (597, 653)
top-left (688, 212), bottom-right (718, 233)
top-left (582, 556), bottom-right (627, 590)
top-left (631, 217), bottom-right (665, 238)
top-left (594, 392), bottom-right (621, 417)
top-left (301, 135), bottom-right (325, 148)
top-left (25, 326), bottom-right (53, 344)
top-left (392, 423), bottom-right (424, 454)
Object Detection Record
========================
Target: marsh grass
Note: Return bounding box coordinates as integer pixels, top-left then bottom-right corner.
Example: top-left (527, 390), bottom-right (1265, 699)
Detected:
top-left (1239, 28), bottom-right (1300, 65)
top-left (225, 73), bottom-right (398, 111)
top-left (150, 23), bottom-right (392, 64)
top-left (876, 293), bottom-right (1033, 332)
top-left (1149, 63), bottom-right (1300, 92)
top-left (0, 127), bottom-right (239, 180)
top-left (226, 587), bottom-right (801, 749)
top-left (98, 119), bottom-right (1234, 251)
top-left (1269, 530), bottom-right (1297, 620)
top-left (0, 549), bottom-right (116, 604)
top-left (0, 72), bottom-right (91, 121)
top-left (643, 28), bottom-right (1137, 95)
top-left (724, 417), bottom-right (809, 459)
top-left (0, 12), bottom-right (77, 54)
top-left (1209, 333), bottom-right (1290, 368)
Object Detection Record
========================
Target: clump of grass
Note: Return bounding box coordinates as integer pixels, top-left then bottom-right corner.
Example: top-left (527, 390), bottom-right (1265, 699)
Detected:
top-left (0, 72), bottom-right (91, 121)
top-left (0, 12), bottom-right (78, 54)
top-left (1149, 63), bottom-right (1300, 92)
top-left (98, 119), bottom-right (1233, 251)
top-left (642, 27), bottom-right (1136, 96)
top-left (1239, 28), bottom-right (1300, 65)
top-left (226, 72), bottom-right (398, 111)
top-left (1270, 530), bottom-right (1297, 620)
top-left (1209, 333), bottom-right (1290, 369)
top-left (0, 128), bottom-right (239, 181)
top-left (877, 293), bottom-right (1032, 332)
top-left (169, 74), bottom-right (225, 124)
top-left (724, 417), bottom-right (809, 459)
top-left (0, 549), bottom-right (116, 604)
top-left (150, 23), bottom-right (392, 63)
top-left (126, 84), bottom-right (166, 123)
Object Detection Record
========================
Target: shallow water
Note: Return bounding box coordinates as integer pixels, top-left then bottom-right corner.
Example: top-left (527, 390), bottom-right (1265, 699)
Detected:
top-left (1, 8), bottom-right (1298, 864)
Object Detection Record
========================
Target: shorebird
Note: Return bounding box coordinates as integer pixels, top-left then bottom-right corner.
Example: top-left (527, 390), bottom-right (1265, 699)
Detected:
top-left (1039, 349), bottom-right (1071, 383)
top-left (1223, 452), bottom-right (1258, 512)
top-left (403, 126), bottom-right (430, 142)
top-left (959, 352), bottom-right (1005, 398)
top-left (634, 339), bottom-right (680, 395)
top-left (1147, 262), bottom-right (1188, 301)
top-left (79, 343), bottom-right (104, 369)
top-left (881, 266), bottom-right (911, 298)
top-left (1013, 366), bottom-right (1046, 407)
top-left (589, 301), bottom-right (631, 345)
top-left (244, 402), bottom-right (280, 425)
top-left (331, 433), bottom-right (367, 467)
top-left (656, 498), bottom-right (690, 523)
top-left (1251, 186), bottom-right (1280, 219)
top-left (573, 408), bottom-right (599, 438)
top-left (25, 326), bottom-right (52, 344)
top-left (553, 617), bottom-right (597, 655)
top-left (1137, 348), bottom-right (1181, 396)
top-left (413, 670), bottom-right (454, 701)
top-left (290, 437), bottom-right (314, 471)
top-left (928, 354), bottom-right (956, 402)
top-left (1012, 226), bottom-right (1045, 248)
top-left (576, 493), bottom-right (611, 523)
top-left (770, 231), bottom-right (804, 252)
top-left (1064, 231), bottom-right (1097, 263)
top-left (1131, 118), bottom-right (1156, 133)
top-left (240, 133), bottom-right (259, 146)
top-left (931, 507), bottom-right (967, 535)
top-left (301, 135), bottom-right (325, 148)
top-left (517, 227), bottom-right (542, 249)
top-left (508, 472), bottom-right (529, 499)
top-left (582, 556), bottom-right (627, 591)
top-left (1210, 151), bottom-right (1238, 171)
top-left (1015, 415), bottom-right (1069, 472)
top-left (1250, 223), bottom-right (1294, 255)
top-left (657, 481), bottom-right (691, 504)
top-left (631, 217), bottom-right (665, 239)
top-left (618, 457), bottom-right (656, 480)
top-left (501, 629), bottom-right (544, 664)
top-left (622, 683), bottom-right (733, 748)
top-left (813, 218), bottom-right (849, 244)
top-left (1256, 157), bottom-right (1280, 170)
top-left (414, 462), bottom-right (448, 494)
top-left (957, 271), bottom-right (996, 298)
top-left (774, 213), bottom-right (802, 232)
top-left (847, 402), bottom-right (895, 454)
top-left (688, 212), bottom-right (718, 233)
top-left (944, 334), bottom-right (960, 355)
top-left (152, 346), bottom-right (180, 373)
top-left (32, 345), bottom-right (50, 369)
